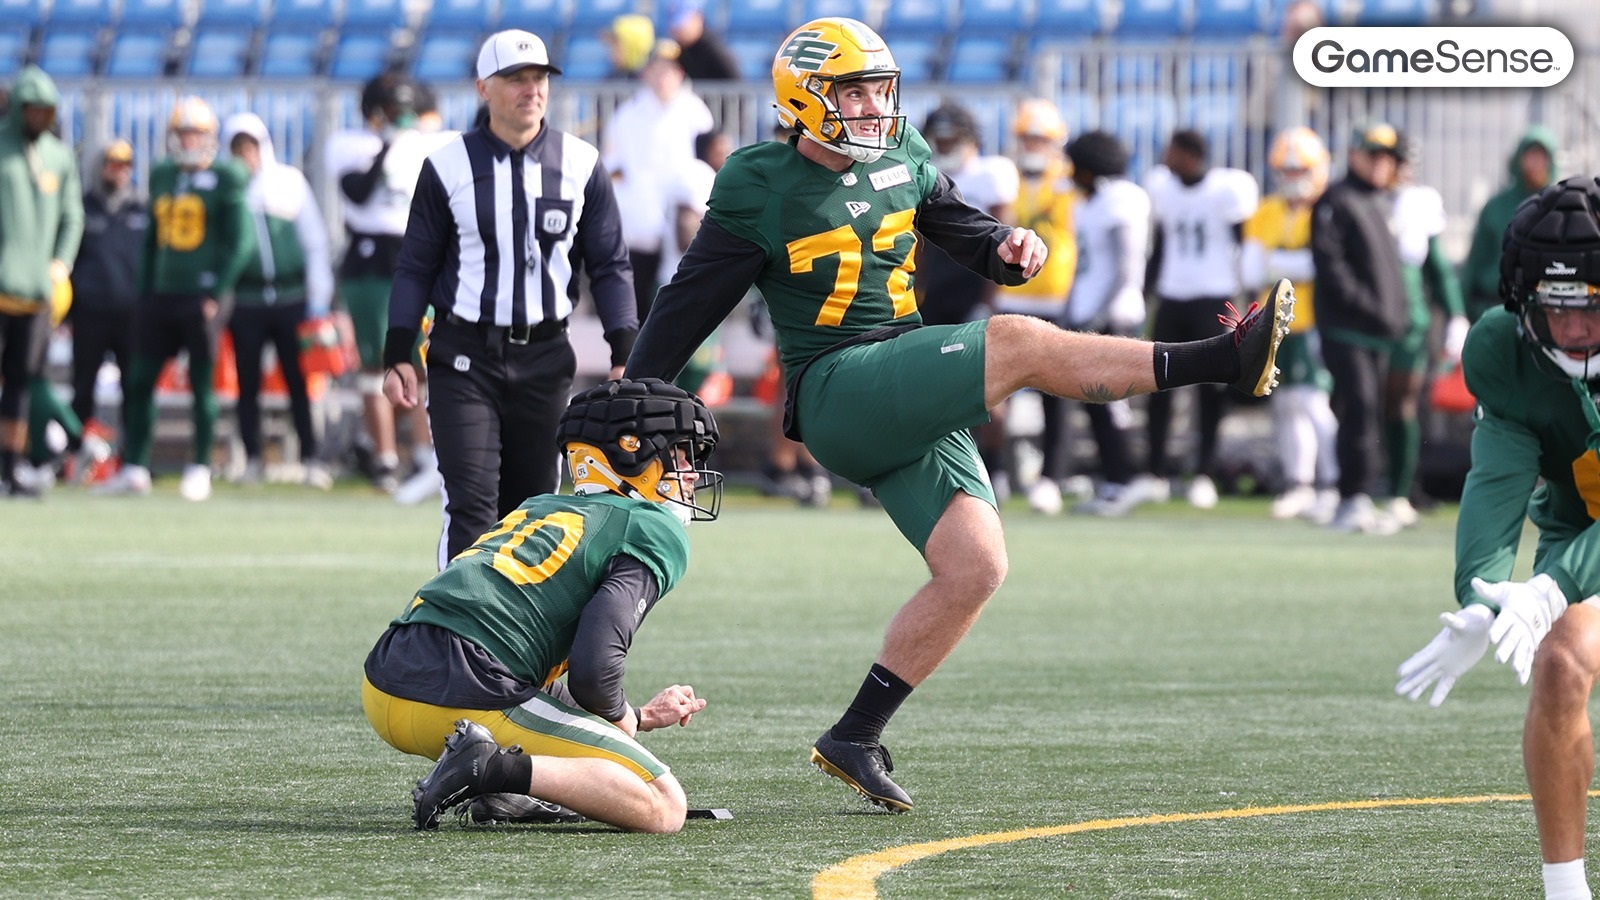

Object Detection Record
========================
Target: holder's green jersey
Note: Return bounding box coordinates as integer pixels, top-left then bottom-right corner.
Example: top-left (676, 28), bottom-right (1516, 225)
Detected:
top-left (394, 492), bottom-right (690, 688)
top-left (1458, 308), bottom-right (1600, 606)
top-left (140, 158), bottom-right (253, 299)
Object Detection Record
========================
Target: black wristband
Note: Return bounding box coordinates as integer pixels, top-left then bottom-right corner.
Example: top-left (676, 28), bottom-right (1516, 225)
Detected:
top-left (382, 326), bottom-right (418, 370)
top-left (605, 327), bottom-right (638, 369)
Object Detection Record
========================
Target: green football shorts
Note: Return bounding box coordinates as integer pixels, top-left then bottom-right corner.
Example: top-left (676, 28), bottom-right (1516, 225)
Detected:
top-left (796, 320), bottom-right (995, 552)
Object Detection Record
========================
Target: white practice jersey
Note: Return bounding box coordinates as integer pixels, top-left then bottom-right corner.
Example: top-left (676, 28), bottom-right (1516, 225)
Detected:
top-left (1144, 165), bottom-right (1259, 300)
top-left (945, 153), bottom-right (1020, 214)
top-left (324, 128), bottom-right (429, 237)
top-left (1066, 177), bottom-right (1151, 330)
top-left (1392, 183), bottom-right (1445, 267)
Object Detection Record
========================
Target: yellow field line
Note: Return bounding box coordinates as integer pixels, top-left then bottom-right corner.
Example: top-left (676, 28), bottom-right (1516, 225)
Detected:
top-left (813, 791), bottom-right (1595, 899)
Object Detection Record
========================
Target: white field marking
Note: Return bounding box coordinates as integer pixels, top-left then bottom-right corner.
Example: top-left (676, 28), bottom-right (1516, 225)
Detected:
top-left (812, 791), bottom-right (1600, 899)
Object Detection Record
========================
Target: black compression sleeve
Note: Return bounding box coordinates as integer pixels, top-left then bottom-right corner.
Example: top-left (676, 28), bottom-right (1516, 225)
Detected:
top-left (566, 556), bottom-right (662, 722)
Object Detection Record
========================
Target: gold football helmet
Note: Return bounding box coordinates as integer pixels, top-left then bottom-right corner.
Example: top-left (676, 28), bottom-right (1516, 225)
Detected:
top-left (1268, 126), bottom-right (1330, 201)
top-left (771, 17), bottom-right (902, 164)
top-left (167, 96), bottom-right (219, 169)
top-left (1013, 97), bottom-right (1067, 143)
top-left (558, 378), bottom-right (723, 523)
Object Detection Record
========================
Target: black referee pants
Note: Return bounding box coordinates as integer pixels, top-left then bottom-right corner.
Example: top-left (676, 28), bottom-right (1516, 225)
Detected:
top-left (425, 318), bottom-right (576, 567)
top-left (1321, 333), bottom-right (1390, 500)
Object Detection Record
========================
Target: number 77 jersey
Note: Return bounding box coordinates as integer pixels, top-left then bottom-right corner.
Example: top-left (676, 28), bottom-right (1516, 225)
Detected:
top-left (707, 130), bottom-right (939, 374)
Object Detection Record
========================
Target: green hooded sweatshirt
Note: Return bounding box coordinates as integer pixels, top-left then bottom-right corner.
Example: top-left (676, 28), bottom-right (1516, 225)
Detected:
top-left (1460, 125), bottom-right (1559, 321)
top-left (0, 65), bottom-right (83, 313)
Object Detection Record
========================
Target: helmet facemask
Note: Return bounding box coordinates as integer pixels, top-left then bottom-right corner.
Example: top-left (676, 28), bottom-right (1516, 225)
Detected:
top-left (1518, 280), bottom-right (1600, 379)
top-left (806, 73), bottom-right (903, 164)
top-left (567, 436), bottom-right (723, 524)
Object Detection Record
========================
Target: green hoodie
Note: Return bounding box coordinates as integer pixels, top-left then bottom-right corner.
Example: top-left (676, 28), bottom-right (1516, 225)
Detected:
top-left (0, 65), bottom-right (83, 312)
top-left (1460, 125), bottom-right (1559, 321)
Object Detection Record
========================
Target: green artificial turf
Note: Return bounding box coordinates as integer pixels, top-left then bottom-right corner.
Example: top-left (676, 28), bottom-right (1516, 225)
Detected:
top-left (0, 487), bottom-right (1552, 898)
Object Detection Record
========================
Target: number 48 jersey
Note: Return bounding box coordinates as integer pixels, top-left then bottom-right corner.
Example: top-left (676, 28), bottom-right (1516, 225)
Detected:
top-left (708, 129), bottom-right (938, 374)
top-left (141, 157), bottom-right (252, 298)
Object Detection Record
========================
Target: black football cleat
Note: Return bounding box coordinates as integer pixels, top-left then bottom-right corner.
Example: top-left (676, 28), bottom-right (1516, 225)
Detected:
top-left (810, 731), bottom-right (912, 812)
top-left (464, 793), bottom-right (586, 825)
top-left (1227, 276), bottom-right (1295, 397)
top-left (412, 719), bottom-right (500, 830)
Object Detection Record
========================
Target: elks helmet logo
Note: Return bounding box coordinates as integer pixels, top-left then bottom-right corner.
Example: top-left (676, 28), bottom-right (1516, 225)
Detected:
top-left (778, 31), bottom-right (837, 73)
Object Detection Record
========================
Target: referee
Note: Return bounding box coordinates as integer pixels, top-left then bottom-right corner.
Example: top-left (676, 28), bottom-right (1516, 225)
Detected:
top-left (383, 29), bottom-right (637, 567)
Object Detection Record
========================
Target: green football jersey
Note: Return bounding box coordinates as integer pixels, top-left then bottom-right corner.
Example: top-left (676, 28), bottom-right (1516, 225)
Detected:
top-left (1457, 308), bottom-right (1600, 606)
top-left (394, 492), bottom-right (690, 687)
top-left (708, 129), bottom-right (937, 375)
top-left (141, 158), bottom-right (254, 298)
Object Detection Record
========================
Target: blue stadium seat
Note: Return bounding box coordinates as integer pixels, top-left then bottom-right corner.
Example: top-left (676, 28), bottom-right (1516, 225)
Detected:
top-left (330, 32), bottom-right (397, 81)
top-left (185, 0), bottom-right (263, 77)
top-left (726, 34), bottom-right (776, 79)
top-left (0, 0), bottom-right (37, 76)
top-left (890, 34), bottom-right (940, 81)
top-left (1350, 0), bottom-right (1436, 25)
top-left (1191, 0), bottom-right (1264, 37)
top-left (1113, 0), bottom-right (1193, 36)
top-left (801, 0), bottom-right (870, 26)
top-left (498, 0), bottom-right (564, 35)
top-left (568, 0), bottom-right (634, 35)
top-left (1267, 0), bottom-right (1331, 29)
top-left (268, 0), bottom-right (336, 29)
top-left (0, 30), bottom-right (28, 77)
top-left (422, 0), bottom-right (498, 35)
top-left (942, 35), bottom-right (1012, 83)
top-left (46, 0), bottom-right (109, 26)
top-left (1030, 0), bottom-right (1103, 41)
top-left (411, 30), bottom-right (479, 82)
top-left (105, 30), bottom-right (174, 77)
top-left (257, 0), bottom-right (333, 78)
top-left (188, 27), bottom-right (254, 77)
top-left (560, 33), bottom-right (612, 80)
top-left (725, 0), bottom-right (793, 36)
top-left (120, 0), bottom-right (185, 30)
top-left (343, 0), bottom-right (407, 33)
top-left (39, 27), bottom-right (102, 77)
top-left (881, 0), bottom-right (954, 36)
top-left (258, 29), bottom-right (324, 78)
top-left (956, 0), bottom-right (1029, 36)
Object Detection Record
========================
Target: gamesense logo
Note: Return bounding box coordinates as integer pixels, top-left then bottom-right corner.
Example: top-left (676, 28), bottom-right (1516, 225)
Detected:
top-left (1293, 27), bottom-right (1572, 87)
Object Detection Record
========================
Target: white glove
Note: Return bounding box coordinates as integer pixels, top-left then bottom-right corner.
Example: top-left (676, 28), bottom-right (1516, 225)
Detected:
top-left (1479, 574), bottom-right (1569, 685)
top-left (1443, 315), bottom-right (1470, 363)
top-left (1396, 603), bottom-right (1495, 707)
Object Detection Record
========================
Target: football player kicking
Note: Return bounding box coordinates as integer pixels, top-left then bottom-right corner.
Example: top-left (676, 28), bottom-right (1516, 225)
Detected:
top-left (362, 378), bottom-right (722, 834)
top-left (624, 16), bottom-right (1294, 812)
top-left (1397, 177), bottom-right (1600, 900)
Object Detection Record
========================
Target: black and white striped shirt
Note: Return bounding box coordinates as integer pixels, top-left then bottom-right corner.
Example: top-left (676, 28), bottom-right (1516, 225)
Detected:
top-left (384, 123), bottom-right (636, 367)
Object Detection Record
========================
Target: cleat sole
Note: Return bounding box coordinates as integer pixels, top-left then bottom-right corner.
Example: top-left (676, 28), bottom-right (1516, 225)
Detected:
top-left (809, 748), bottom-right (912, 812)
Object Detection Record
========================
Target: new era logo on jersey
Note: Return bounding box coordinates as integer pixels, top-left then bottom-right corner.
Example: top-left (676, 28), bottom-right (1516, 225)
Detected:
top-left (846, 201), bottom-right (872, 218)
top-left (1547, 261), bottom-right (1579, 276)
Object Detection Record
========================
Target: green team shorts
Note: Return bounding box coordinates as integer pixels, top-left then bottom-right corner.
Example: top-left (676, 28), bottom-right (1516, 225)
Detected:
top-left (1278, 330), bottom-right (1333, 392)
top-left (797, 320), bottom-right (995, 552)
top-left (340, 276), bottom-right (392, 371)
top-left (1387, 319), bottom-right (1431, 376)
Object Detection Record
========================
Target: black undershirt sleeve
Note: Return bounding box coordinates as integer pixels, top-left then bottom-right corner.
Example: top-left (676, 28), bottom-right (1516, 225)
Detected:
top-left (340, 142), bottom-right (392, 204)
top-left (565, 556), bottom-right (663, 723)
top-left (912, 171), bottom-right (1028, 286)
top-left (624, 215), bottom-right (766, 381)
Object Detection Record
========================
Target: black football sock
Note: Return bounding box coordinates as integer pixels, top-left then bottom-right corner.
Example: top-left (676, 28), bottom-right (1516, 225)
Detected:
top-left (831, 663), bottom-right (913, 745)
top-left (1153, 333), bottom-right (1239, 391)
top-left (480, 749), bottom-right (534, 795)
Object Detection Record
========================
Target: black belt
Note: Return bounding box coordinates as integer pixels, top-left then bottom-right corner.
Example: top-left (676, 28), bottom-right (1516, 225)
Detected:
top-left (443, 311), bottom-right (567, 345)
